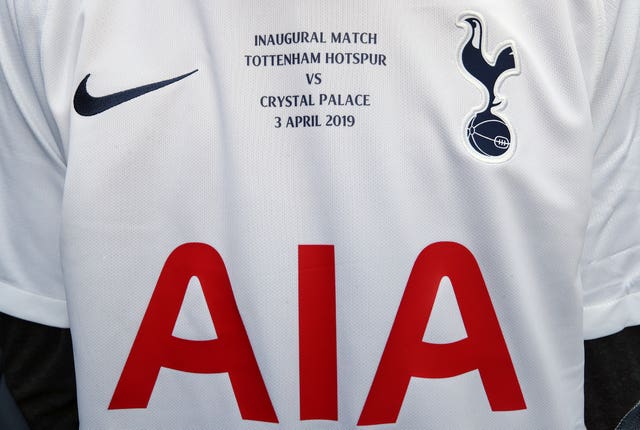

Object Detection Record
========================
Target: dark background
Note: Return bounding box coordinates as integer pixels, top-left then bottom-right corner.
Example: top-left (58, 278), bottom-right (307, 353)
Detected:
top-left (585, 325), bottom-right (640, 429)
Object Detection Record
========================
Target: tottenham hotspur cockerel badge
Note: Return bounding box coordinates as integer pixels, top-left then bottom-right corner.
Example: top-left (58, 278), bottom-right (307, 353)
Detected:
top-left (458, 12), bottom-right (519, 162)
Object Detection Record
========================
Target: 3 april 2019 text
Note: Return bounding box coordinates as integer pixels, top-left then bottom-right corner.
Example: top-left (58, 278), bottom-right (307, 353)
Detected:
top-left (274, 114), bottom-right (356, 128)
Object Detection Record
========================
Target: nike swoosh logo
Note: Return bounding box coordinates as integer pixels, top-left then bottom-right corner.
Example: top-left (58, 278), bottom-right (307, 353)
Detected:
top-left (73, 69), bottom-right (198, 116)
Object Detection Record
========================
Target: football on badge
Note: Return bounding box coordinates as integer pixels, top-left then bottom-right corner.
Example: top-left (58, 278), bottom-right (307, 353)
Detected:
top-left (466, 111), bottom-right (511, 157)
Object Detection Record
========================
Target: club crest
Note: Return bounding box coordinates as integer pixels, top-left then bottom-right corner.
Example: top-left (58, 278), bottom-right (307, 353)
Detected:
top-left (457, 12), bottom-right (519, 162)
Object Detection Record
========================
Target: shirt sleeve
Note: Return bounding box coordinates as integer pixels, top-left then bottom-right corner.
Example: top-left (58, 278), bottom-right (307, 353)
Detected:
top-left (0, 0), bottom-right (69, 328)
top-left (581, 0), bottom-right (640, 340)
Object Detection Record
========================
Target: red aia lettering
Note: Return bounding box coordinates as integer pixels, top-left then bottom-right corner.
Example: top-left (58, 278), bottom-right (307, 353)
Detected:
top-left (109, 241), bottom-right (525, 425)
top-left (358, 242), bottom-right (526, 425)
top-left (108, 243), bottom-right (278, 423)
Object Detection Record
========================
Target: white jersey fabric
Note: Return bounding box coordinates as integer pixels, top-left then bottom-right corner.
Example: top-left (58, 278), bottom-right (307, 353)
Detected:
top-left (1, 1), bottom-right (639, 428)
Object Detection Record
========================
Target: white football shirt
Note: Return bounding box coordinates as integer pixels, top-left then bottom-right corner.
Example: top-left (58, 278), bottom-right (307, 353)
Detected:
top-left (1, 1), bottom-right (639, 428)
